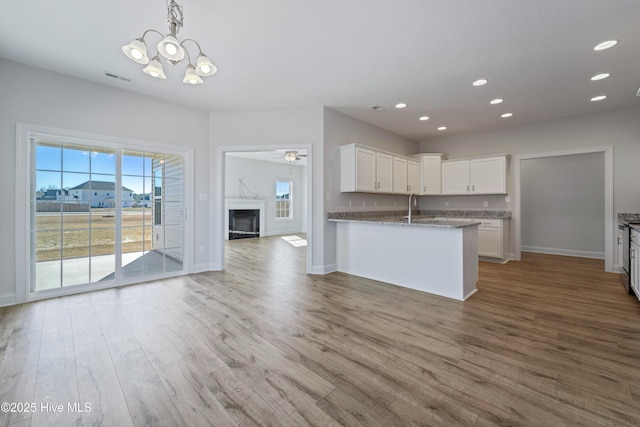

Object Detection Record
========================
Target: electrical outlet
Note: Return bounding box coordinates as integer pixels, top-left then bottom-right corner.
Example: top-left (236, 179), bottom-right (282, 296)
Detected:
top-left (483, 201), bottom-right (488, 208)
top-left (444, 201), bottom-right (449, 207)
top-left (349, 200), bottom-right (352, 208)
top-left (199, 246), bottom-right (204, 254)
top-left (505, 195), bottom-right (510, 203)
top-left (326, 193), bottom-right (330, 202)
top-left (199, 193), bottom-right (207, 201)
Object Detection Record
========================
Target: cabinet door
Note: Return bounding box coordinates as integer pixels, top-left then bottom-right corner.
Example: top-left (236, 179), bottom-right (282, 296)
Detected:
top-left (355, 147), bottom-right (377, 192)
top-left (618, 230), bottom-right (624, 271)
top-left (407, 160), bottom-right (420, 194)
top-left (636, 244), bottom-right (640, 301)
top-left (376, 152), bottom-right (393, 193)
top-left (470, 156), bottom-right (507, 194)
top-left (631, 241), bottom-right (639, 296)
top-left (478, 226), bottom-right (503, 258)
top-left (441, 160), bottom-right (470, 195)
top-left (392, 156), bottom-right (408, 194)
top-left (421, 156), bottom-right (442, 195)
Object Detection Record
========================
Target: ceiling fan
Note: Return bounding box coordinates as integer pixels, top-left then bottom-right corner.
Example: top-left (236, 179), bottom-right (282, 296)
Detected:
top-left (281, 151), bottom-right (307, 162)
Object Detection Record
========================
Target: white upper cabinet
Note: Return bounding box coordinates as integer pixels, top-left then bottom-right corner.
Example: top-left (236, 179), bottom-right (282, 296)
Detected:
top-left (376, 151), bottom-right (393, 193)
top-left (340, 144), bottom-right (393, 193)
top-left (407, 160), bottom-right (420, 194)
top-left (411, 154), bottom-right (444, 195)
top-left (441, 160), bottom-right (471, 195)
top-left (392, 156), bottom-right (408, 194)
top-left (471, 156), bottom-right (507, 194)
top-left (442, 155), bottom-right (508, 195)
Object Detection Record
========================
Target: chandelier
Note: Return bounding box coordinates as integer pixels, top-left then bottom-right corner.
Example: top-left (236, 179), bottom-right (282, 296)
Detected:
top-left (121, 0), bottom-right (217, 84)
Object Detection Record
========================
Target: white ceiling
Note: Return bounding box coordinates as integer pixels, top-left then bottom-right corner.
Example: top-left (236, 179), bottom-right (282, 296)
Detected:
top-left (2, 0), bottom-right (639, 141)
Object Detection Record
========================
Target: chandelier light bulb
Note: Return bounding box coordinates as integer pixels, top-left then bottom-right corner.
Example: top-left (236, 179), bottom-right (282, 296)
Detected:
top-left (183, 64), bottom-right (203, 84)
top-left (157, 35), bottom-right (185, 62)
top-left (121, 38), bottom-right (149, 64)
top-left (196, 54), bottom-right (217, 76)
top-left (143, 56), bottom-right (166, 79)
top-left (165, 44), bottom-right (177, 56)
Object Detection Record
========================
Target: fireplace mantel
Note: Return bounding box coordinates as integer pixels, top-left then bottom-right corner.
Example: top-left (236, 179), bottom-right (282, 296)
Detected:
top-left (225, 199), bottom-right (266, 240)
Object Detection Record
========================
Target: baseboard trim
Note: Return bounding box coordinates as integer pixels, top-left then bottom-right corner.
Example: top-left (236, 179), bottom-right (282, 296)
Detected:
top-left (0, 292), bottom-right (16, 307)
top-left (193, 263), bottom-right (209, 273)
top-left (265, 230), bottom-right (306, 237)
top-left (311, 263), bottom-right (337, 275)
top-left (208, 262), bottom-right (223, 272)
top-left (521, 246), bottom-right (604, 259)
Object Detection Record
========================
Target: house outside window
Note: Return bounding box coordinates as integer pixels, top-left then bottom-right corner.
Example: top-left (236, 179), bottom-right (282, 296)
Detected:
top-left (275, 181), bottom-right (292, 220)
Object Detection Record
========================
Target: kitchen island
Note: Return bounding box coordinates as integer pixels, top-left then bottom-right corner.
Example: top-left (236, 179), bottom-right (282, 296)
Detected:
top-left (328, 215), bottom-right (479, 301)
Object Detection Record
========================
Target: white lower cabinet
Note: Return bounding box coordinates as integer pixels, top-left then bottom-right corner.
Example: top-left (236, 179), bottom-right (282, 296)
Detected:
top-left (631, 229), bottom-right (640, 301)
top-left (477, 219), bottom-right (504, 258)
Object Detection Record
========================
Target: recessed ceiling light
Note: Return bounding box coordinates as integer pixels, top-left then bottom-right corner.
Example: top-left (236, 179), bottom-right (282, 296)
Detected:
top-left (473, 79), bottom-right (488, 86)
top-left (590, 95), bottom-right (607, 102)
top-left (437, 126), bottom-right (447, 131)
top-left (594, 40), bottom-right (618, 51)
top-left (501, 113), bottom-right (513, 118)
top-left (591, 73), bottom-right (610, 81)
top-left (419, 116), bottom-right (429, 121)
top-left (490, 98), bottom-right (503, 105)
top-left (395, 103), bottom-right (407, 109)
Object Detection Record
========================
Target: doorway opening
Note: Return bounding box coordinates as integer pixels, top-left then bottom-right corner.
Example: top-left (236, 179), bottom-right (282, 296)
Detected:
top-left (514, 146), bottom-right (613, 271)
top-left (217, 146), bottom-right (312, 274)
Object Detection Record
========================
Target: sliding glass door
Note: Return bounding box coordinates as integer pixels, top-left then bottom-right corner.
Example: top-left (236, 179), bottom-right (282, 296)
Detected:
top-left (29, 134), bottom-right (186, 295)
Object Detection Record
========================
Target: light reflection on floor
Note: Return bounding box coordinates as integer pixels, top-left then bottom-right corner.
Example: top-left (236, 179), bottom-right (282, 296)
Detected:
top-left (281, 235), bottom-right (308, 247)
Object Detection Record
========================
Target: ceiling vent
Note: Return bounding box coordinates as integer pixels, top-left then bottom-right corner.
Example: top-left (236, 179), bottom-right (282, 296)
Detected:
top-left (105, 72), bottom-right (131, 82)
top-left (370, 105), bottom-right (385, 112)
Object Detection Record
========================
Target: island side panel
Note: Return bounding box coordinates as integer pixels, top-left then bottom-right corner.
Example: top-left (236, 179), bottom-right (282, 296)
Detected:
top-left (336, 221), bottom-right (474, 300)
top-left (462, 226), bottom-right (479, 299)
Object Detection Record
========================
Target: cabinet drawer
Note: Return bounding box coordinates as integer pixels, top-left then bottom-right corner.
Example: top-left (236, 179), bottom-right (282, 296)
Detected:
top-left (476, 219), bottom-right (502, 228)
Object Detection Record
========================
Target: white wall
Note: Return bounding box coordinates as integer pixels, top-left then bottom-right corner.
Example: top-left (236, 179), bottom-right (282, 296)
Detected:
top-left (418, 103), bottom-right (640, 263)
top-left (0, 59), bottom-right (210, 305)
top-left (225, 156), bottom-right (306, 236)
top-left (209, 107), bottom-right (324, 272)
top-left (521, 153), bottom-right (605, 258)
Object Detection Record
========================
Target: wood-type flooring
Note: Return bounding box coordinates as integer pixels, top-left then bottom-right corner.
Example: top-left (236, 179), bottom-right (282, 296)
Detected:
top-left (1, 235), bottom-right (639, 426)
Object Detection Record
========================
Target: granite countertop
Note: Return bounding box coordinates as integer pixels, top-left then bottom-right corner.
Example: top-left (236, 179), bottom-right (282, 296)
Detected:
top-left (328, 209), bottom-right (511, 221)
top-left (327, 212), bottom-right (481, 229)
top-left (618, 213), bottom-right (640, 223)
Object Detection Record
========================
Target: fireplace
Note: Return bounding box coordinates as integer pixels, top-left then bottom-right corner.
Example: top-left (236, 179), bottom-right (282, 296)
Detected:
top-left (229, 209), bottom-right (260, 240)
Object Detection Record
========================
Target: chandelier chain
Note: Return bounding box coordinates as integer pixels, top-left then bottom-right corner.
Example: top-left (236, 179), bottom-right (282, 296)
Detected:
top-left (166, 0), bottom-right (184, 32)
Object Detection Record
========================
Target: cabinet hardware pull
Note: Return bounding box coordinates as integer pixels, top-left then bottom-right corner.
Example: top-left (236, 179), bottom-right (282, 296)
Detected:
top-left (467, 185), bottom-right (469, 192)
top-left (423, 186), bottom-right (426, 192)
top-left (618, 237), bottom-right (622, 244)
top-left (472, 185), bottom-right (475, 191)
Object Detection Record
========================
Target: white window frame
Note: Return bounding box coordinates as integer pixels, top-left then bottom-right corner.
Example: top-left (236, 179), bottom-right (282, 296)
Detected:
top-left (15, 123), bottom-right (194, 304)
top-left (275, 180), bottom-right (293, 221)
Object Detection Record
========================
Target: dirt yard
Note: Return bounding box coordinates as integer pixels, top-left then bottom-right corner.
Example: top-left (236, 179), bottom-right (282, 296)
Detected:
top-left (35, 209), bottom-right (153, 261)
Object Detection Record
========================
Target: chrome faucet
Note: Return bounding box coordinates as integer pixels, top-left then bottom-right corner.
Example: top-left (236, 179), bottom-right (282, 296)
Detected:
top-left (408, 193), bottom-right (416, 223)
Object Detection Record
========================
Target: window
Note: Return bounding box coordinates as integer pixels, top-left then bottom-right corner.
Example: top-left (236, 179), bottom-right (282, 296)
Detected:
top-left (275, 181), bottom-right (292, 219)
